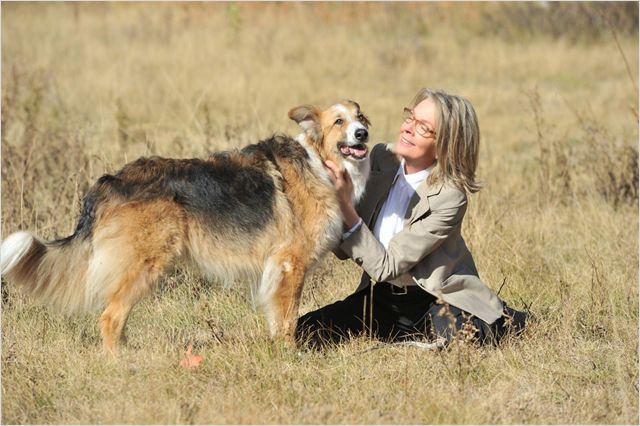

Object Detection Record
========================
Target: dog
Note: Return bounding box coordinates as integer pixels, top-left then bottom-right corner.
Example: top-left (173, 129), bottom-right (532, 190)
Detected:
top-left (0, 100), bottom-right (371, 353)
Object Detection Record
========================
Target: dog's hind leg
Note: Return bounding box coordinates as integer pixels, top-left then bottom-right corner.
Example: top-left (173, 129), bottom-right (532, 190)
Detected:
top-left (259, 249), bottom-right (308, 341)
top-left (99, 265), bottom-right (155, 354)
top-left (98, 244), bottom-right (180, 354)
top-left (93, 200), bottom-right (185, 354)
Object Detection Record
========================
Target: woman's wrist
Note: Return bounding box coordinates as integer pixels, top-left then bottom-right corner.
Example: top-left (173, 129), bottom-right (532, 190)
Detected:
top-left (342, 217), bottom-right (363, 240)
top-left (342, 205), bottom-right (360, 229)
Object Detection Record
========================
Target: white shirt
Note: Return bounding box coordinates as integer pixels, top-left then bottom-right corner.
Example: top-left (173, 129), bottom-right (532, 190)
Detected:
top-left (373, 164), bottom-right (429, 248)
top-left (373, 162), bottom-right (431, 286)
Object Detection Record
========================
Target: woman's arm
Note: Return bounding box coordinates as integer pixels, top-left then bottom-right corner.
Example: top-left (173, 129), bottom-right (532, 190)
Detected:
top-left (339, 194), bottom-right (466, 282)
top-left (324, 159), bottom-right (468, 282)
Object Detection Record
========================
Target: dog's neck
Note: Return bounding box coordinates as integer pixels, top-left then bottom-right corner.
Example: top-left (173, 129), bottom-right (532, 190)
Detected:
top-left (295, 132), bottom-right (370, 205)
top-left (296, 133), bottom-right (341, 166)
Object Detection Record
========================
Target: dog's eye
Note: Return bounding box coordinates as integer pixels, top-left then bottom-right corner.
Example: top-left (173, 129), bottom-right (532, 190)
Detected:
top-left (334, 118), bottom-right (344, 126)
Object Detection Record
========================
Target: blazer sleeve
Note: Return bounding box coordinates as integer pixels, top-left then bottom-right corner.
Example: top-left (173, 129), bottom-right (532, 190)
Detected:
top-left (338, 185), bottom-right (467, 282)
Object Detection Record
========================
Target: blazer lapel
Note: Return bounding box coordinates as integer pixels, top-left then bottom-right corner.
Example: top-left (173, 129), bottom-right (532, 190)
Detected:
top-left (358, 168), bottom-right (398, 227)
top-left (406, 180), bottom-right (444, 225)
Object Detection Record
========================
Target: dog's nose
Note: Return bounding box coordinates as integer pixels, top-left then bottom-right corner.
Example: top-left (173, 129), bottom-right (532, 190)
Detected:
top-left (355, 128), bottom-right (368, 142)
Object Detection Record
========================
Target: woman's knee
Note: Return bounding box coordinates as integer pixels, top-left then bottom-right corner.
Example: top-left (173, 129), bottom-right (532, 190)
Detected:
top-left (294, 289), bottom-right (369, 348)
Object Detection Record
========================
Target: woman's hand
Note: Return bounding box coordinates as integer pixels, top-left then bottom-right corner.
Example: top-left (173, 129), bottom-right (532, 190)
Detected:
top-left (324, 160), bottom-right (361, 229)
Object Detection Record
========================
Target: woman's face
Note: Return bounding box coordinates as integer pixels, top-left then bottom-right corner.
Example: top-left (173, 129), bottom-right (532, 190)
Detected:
top-left (395, 98), bottom-right (438, 173)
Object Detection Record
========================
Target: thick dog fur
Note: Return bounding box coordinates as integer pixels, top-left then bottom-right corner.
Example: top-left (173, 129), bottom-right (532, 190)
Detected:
top-left (1, 100), bottom-right (371, 353)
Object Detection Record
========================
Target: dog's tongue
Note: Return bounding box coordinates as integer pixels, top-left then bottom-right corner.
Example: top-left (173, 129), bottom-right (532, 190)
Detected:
top-left (340, 144), bottom-right (367, 157)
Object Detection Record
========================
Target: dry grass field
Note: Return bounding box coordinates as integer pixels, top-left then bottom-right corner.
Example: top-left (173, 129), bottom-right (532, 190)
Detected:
top-left (1, 2), bottom-right (638, 424)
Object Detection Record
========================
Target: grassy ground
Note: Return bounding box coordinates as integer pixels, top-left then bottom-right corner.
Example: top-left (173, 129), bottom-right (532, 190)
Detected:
top-left (1, 3), bottom-right (638, 424)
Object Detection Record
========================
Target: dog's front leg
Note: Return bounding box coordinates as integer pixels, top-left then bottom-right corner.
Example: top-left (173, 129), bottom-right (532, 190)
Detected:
top-left (260, 252), bottom-right (307, 342)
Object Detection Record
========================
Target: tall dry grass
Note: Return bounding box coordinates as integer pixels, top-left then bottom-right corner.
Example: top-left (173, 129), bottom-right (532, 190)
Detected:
top-left (1, 2), bottom-right (638, 424)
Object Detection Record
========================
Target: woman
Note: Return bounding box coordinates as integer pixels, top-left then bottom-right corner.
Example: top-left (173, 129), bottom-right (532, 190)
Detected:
top-left (295, 88), bottom-right (527, 348)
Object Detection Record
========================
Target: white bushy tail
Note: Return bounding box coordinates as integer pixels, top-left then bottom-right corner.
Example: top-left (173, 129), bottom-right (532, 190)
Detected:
top-left (1, 231), bottom-right (98, 313)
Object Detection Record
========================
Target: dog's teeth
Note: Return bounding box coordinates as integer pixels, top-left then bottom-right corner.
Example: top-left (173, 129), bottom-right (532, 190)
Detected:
top-left (338, 143), bottom-right (368, 159)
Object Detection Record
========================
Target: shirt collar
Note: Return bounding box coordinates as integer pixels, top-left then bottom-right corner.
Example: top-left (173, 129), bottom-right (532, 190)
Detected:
top-left (394, 160), bottom-right (433, 191)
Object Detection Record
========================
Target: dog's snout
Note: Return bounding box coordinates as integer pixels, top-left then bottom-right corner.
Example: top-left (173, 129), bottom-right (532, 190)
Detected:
top-left (355, 128), bottom-right (368, 142)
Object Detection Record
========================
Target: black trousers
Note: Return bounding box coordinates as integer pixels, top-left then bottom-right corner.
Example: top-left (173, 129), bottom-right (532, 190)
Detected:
top-left (295, 282), bottom-right (527, 349)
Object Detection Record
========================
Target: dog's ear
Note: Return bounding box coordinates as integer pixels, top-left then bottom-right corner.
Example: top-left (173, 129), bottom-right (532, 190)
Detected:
top-left (347, 99), bottom-right (371, 128)
top-left (288, 105), bottom-right (321, 142)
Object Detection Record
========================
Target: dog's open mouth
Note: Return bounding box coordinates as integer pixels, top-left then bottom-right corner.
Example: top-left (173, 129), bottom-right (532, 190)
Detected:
top-left (337, 142), bottom-right (368, 160)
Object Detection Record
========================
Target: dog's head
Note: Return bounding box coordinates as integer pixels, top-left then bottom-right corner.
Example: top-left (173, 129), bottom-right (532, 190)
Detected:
top-left (288, 100), bottom-right (371, 203)
top-left (288, 100), bottom-right (371, 164)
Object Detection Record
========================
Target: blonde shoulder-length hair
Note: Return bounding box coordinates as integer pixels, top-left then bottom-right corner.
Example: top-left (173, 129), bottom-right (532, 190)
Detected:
top-left (411, 88), bottom-right (482, 194)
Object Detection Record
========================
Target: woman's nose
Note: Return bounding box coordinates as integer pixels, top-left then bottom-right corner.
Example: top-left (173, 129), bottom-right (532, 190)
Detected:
top-left (400, 120), bottom-right (414, 134)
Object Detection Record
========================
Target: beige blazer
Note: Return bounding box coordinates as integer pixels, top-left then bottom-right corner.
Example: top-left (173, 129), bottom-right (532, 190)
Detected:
top-left (338, 143), bottom-right (504, 324)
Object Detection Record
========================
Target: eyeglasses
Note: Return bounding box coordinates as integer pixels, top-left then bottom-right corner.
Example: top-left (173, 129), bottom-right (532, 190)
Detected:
top-left (402, 107), bottom-right (436, 138)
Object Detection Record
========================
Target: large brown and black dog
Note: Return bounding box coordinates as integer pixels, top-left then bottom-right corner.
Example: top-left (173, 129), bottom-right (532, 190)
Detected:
top-left (1, 101), bottom-right (371, 353)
